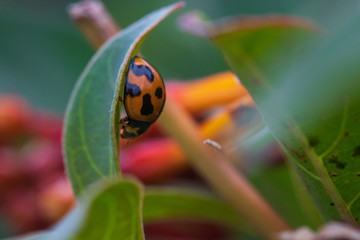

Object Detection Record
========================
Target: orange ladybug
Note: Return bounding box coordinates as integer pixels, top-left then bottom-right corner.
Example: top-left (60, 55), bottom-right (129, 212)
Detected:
top-left (120, 56), bottom-right (166, 139)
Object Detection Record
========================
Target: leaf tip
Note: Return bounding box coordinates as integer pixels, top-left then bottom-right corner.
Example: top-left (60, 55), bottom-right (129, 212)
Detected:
top-left (178, 11), bottom-right (210, 37)
top-left (174, 1), bottom-right (186, 9)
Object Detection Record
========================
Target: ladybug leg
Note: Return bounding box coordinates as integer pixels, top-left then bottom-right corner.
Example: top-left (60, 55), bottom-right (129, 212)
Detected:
top-left (119, 117), bottom-right (130, 138)
top-left (118, 96), bottom-right (124, 103)
top-left (120, 124), bottom-right (133, 141)
top-left (120, 121), bottom-right (127, 138)
top-left (120, 128), bottom-right (127, 139)
top-left (119, 116), bottom-right (129, 125)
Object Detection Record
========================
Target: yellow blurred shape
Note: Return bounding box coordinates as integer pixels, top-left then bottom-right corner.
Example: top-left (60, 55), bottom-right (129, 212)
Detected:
top-left (201, 111), bottom-right (233, 139)
top-left (200, 95), bottom-right (254, 139)
top-left (179, 71), bottom-right (248, 113)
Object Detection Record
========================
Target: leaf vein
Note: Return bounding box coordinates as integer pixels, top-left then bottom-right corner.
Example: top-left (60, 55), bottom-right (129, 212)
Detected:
top-left (69, 150), bottom-right (85, 193)
top-left (347, 191), bottom-right (360, 211)
top-left (291, 124), bottom-right (354, 222)
top-left (78, 81), bottom-right (106, 178)
top-left (319, 99), bottom-right (349, 158)
top-left (295, 160), bottom-right (321, 181)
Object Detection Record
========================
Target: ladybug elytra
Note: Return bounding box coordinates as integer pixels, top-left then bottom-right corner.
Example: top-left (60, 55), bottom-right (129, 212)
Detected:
top-left (120, 56), bottom-right (166, 139)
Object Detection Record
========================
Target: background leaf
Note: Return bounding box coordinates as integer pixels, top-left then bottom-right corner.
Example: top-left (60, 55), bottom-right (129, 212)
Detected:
top-left (143, 188), bottom-right (247, 231)
top-left (63, 2), bottom-right (184, 196)
top-left (200, 8), bottom-right (360, 222)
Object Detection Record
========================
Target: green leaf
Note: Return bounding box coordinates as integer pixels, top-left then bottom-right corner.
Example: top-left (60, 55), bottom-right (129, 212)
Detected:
top-left (191, 11), bottom-right (360, 222)
top-left (143, 188), bottom-right (248, 231)
top-left (63, 2), bottom-right (184, 196)
top-left (12, 179), bottom-right (144, 240)
top-left (17, 187), bottom-right (248, 240)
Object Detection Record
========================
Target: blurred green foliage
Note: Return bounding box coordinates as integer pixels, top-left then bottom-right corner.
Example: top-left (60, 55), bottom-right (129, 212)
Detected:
top-left (206, 0), bottom-right (360, 222)
top-left (250, 166), bottom-right (322, 229)
top-left (0, 0), bottom-right (349, 112)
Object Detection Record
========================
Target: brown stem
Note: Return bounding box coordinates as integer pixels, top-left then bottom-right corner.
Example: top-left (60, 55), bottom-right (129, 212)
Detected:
top-left (158, 99), bottom-right (290, 239)
top-left (68, 0), bottom-right (119, 49)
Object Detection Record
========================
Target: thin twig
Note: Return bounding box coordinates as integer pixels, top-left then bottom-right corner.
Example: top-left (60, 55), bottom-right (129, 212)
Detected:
top-left (68, 0), bottom-right (119, 49)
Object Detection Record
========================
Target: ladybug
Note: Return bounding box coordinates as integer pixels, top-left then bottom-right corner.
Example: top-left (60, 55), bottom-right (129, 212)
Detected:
top-left (120, 56), bottom-right (166, 139)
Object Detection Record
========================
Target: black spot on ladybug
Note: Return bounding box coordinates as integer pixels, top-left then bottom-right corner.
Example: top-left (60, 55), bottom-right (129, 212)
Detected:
top-left (155, 87), bottom-right (163, 99)
top-left (130, 60), bottom-right (154, 83)
top-left (352, 145), bottom-right (360, 157)
top-left (141, 94), bottom-right (154, 116)
top-left (125, 83), bottom-right (141, 97)
top-left (309, 137), bottom-right (319, 147)
top-left (330, 202), bottom-right (334, 206)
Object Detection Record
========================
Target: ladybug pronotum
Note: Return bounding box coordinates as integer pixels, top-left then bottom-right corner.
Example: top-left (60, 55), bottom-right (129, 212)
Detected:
top-left (120, 56), bottom-right (166, 139)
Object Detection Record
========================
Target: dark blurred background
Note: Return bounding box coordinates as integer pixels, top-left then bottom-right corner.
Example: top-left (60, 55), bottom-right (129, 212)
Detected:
top-left (0, 0), bottom-right (344, 112)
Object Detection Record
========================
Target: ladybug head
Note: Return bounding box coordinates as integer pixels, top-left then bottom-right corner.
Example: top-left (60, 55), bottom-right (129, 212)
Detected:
top-left (120, 119), bottom-right (152, 139)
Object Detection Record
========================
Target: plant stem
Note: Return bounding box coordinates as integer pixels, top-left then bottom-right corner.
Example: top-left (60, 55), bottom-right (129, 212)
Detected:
top-left (68, 0), bottom-right (119, 49)
top-left (158, 99), bottom-right (290, 239)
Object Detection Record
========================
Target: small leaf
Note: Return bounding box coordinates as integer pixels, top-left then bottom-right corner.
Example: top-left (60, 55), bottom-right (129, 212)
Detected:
top-left (13, 179), bottom-right (144, 240)
top-left (63, 2), bottom-right (184, 196)
top-left (189, 11), bottom-right (360, 221)
top-left (17, 187), bottom-right (248, 240)
top-left (143, 188), bottom-right (248, 231)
